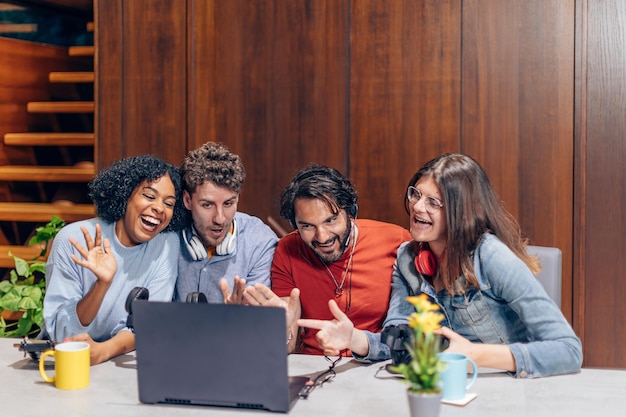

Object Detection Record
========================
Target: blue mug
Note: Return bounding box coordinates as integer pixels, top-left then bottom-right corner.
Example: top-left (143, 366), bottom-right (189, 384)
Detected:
top-left (438, 352), bottom-right (478, 401)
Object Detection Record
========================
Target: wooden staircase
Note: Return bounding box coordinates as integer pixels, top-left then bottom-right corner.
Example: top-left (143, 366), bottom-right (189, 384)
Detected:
top-left (26, 101), bottom-right (94, 113)
top-left (4, 132), bottom-right (94, 147)
top-left (68, 45), bottom-right (94, 57)
top-left (0, 16), bottom-right (95, 268)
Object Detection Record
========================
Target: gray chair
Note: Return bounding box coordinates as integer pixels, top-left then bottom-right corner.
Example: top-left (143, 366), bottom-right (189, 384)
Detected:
top-left (526, 245), bottom-right (562, 308)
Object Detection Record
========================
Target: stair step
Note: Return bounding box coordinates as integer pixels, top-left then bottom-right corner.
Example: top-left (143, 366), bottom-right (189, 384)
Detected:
top-left (0, 165), bottom-right (95, 182)
top-left (68, 45), bottom-right (94, 57)
top-left (0, 202), bottom-right (95, 222)
top-left (4, 132), bottom-right (95, 146)
top-left (49, 72), bottom-right (94, 83)
top-left (0, 23), bottom-right (38, 34)
top-left (0, 245), bottom-right (46, 268)
top-left (27, 101), bottom-right (94, 113)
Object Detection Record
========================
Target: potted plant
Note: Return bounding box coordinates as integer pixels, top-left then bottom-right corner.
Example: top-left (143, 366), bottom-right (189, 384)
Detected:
top-left (389, 294), bottom-right (446, 417)
top-left (0, 216), bottom-right (65, 337)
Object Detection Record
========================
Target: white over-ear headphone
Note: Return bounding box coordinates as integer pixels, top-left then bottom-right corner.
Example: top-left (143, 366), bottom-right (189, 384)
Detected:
top-left (182, 220), bottom-right (237, 261)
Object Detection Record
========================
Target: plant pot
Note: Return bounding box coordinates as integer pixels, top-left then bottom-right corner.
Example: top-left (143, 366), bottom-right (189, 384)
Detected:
top-left (407, 390), bottom-right (442, 417)
top-left (0, 309), bottom-right (24, 321)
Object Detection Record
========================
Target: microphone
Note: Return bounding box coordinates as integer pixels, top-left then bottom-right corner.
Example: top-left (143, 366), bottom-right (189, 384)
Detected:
top-left (125, 287), bottom-right (149, 331)
top-left (344, 227), bottom-right (352, 247)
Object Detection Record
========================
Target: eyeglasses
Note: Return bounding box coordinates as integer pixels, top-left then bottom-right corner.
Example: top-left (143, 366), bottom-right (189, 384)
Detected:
top-left (298, 355), bottom-right (342, 399)
top-left (407, 186), bottom-right (444, 214)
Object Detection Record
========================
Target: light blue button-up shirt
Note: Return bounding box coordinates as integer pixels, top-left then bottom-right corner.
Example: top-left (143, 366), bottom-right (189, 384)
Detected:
top-left (175, 212), bottom-right (278, 303)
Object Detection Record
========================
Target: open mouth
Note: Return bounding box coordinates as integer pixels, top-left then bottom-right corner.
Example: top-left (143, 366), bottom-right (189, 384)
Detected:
top-left (313, 238), bottom-right (336, 250)
top-left (141, 215), bottom-right (161, 230)
top-left (413, 216), bottom-right (432, 227)
top-left (208, 228), bottom-right (224, 239)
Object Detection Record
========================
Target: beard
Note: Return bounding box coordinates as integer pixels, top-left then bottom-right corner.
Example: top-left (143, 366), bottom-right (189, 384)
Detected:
top-left (311, 220), bottom-right (352, 264)
top-left (193, 221), bottom-right (230, 249)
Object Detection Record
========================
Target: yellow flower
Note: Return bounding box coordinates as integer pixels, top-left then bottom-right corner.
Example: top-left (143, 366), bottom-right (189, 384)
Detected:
top-left (407, 310), bottom-right (444, 333)
top-left (389, 294), bottom-right (446, 393)
top-left (406, 294), bottom-right (440, 314)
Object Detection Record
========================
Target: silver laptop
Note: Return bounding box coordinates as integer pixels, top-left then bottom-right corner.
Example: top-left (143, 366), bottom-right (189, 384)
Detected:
top-left (133, 300), bottom-right (308, 412)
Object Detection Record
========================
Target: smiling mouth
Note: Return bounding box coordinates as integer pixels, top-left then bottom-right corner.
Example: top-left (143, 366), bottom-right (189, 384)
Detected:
top-left (141, 215), bottom-right (161, 229)
top-left (313, 239), bottom-right (336, 250)
top-left (413, 216), bottom-right (432, 226)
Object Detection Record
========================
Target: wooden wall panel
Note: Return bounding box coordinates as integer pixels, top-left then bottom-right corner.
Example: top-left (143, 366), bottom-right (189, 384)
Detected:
top-left (461, 0), bottom-right (575, 320)
top-left (96, 0), bottom-right (187, 168)
top-left (189, 0), bottom-right (349, 225)
top-left (94, 0), bottom-right (122, 168)
top-left (350, 0), bottom-right (461, 227)
top-left (94, 0), bottom-right (626, 368)
top-left (580, 0), bottom-right (626, 367)
top-left (121, 1), bottom-right (187, 162)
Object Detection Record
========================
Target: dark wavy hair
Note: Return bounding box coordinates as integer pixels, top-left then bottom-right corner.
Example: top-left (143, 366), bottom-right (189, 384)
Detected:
top-left (88, 155), bottom-right (187, 231)
top-left (280, 164), bottom-right (358, 228)
top-left (405, 153), bottom-right (540, 294)
top-left (181, 142), bottom-right (246, 194)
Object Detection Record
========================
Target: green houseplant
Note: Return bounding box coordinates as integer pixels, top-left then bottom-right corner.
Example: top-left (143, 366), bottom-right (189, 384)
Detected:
top-left (0, 216), bottom-right (65, 337)
top-left (390, 294), bottom-right (446, 417)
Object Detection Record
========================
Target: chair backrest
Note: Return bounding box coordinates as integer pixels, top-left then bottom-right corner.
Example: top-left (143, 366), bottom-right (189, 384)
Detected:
top-left (266, 216), bottom-right (288, 238)
top-left (526, 245), bottom-right (562, 308)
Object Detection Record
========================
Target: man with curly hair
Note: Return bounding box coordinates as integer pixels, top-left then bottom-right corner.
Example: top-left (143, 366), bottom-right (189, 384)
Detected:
top-left (175, 142), bottom-right (278, 303)
top-left (42, 155), bottom-right (187, 364)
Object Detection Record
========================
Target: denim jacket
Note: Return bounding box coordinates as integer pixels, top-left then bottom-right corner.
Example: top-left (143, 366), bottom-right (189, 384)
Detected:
top-left (360, 234), bottom-right (582, 378)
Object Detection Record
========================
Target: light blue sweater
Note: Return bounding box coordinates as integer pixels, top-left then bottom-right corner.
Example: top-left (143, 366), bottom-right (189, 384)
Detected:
top-left (42, 218), bottom-right (179, 343)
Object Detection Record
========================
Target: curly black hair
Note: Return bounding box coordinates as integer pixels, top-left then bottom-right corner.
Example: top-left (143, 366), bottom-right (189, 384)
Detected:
top-left (88, 155), bottom-right (187, 231)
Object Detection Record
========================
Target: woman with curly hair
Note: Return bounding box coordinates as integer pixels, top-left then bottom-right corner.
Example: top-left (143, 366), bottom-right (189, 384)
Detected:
top-left (42, 155), bottom-right (187, 365)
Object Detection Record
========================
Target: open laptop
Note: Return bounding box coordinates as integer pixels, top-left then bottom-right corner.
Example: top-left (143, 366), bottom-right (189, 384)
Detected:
top-left (132, 300), bottom-right (309, 412)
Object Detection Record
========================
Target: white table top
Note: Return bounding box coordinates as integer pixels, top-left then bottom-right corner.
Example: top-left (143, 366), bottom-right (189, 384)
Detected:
top-left (2, 337), bottom-right (625, 416)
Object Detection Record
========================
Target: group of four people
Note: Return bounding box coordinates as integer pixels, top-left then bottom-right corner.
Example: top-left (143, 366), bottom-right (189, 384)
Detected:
top-left (41, 142), bottom-right (583, 378)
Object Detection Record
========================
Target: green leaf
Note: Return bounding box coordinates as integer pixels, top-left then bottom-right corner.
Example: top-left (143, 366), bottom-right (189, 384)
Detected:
top-left (11, 254), bottom-right (31, 278)
top-left (1, 216), bottom-right (61, 337)
top-left (28, 216), bottom-right (65, 246)
top-left (22, 285), bottom-right (42, 301)
top-left (32, 308), bottom-right (44, 327)
top-left (29, 262), bottom-right (47, 275)
top-left (18, 297), bottom-right (39, 311)
top-left (8, 269), bottom-right (18, 284)
top-left (0, 280), bottom-right (13, 294)
top-left (0, 290), bottom-right (22, 311)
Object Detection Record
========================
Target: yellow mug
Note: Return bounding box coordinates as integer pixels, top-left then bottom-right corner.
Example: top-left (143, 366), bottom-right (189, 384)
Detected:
top-left (39, 341), bottom-right (90, 390)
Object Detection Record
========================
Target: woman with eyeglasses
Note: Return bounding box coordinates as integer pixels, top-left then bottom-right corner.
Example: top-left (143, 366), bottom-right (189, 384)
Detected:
top-left (379, 153), bottom-right (582, 377)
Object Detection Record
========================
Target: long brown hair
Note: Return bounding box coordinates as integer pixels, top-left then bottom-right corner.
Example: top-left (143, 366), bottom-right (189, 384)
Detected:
top-left (405, 153), bottom-right (540, 294)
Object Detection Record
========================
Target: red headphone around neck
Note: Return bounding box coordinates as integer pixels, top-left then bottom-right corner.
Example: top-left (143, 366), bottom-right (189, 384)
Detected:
top-left (415, 244), bottom-right (438, 277)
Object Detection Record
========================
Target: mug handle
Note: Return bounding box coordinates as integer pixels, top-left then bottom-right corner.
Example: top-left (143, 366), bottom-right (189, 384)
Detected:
top-left (38, 349), bottom-right (56, 383)
top-left (466, 357), bottom-right (478, 390)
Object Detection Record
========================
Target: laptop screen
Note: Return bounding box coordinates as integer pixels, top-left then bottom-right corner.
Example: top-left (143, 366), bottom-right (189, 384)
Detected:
top-left (133, 301), bottom-right (307, 412)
